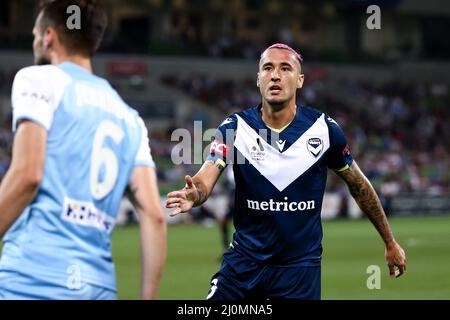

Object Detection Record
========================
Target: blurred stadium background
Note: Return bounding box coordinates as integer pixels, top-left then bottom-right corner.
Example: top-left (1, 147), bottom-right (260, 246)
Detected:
top-left (0, 0), bottom-right (449, 299)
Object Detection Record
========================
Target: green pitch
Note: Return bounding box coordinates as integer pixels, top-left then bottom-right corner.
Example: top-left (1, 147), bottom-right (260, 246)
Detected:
top-left (113, 215), bottom-right (450, 300)
top-left (1, 215), bottom-right (449, 299)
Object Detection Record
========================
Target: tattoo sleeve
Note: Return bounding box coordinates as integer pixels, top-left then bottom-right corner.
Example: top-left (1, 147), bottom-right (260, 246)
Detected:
top-left (336, 161), bottom-right (395, 245)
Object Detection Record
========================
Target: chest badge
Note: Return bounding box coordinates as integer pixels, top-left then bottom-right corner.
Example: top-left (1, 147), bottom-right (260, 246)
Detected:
top-left (307, 138), bottom-right (323, 157)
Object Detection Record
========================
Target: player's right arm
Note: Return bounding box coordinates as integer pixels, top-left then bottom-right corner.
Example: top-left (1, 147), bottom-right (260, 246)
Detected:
top-left (166, 160), bottom-right (225, 216)
top-left (0, 66), bottom-right (68, 238)
top-left (0, 121), bottom-right (46, 238)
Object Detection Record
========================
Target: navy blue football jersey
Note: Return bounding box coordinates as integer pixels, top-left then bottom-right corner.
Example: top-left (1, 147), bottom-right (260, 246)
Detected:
top-left (208, 104), bottom-right (353, 266)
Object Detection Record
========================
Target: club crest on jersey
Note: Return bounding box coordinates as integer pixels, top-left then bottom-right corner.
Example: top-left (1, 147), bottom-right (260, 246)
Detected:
top-left (307, 138), bottom-right (323, 157)
top-left (251, 137), bottom-right (265, 161)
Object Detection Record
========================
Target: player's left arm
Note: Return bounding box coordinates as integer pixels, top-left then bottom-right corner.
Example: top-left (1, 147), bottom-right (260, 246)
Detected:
top-left (125, 117), bottom-right (167, 300)
top-left (127, 166), bottom-right (167, 300)
top-left (336, 161), bottom-right (407, 278)
top-left (325, 115), bottom-right (406, 278)
top-left (0, 121), bottom-right (46, 238)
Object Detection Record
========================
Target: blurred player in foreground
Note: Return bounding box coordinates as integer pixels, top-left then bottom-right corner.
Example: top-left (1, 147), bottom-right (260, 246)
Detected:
top-left (0, 0), bottom-right (166, 299)
top-left (166, 43), bottom-right (406, 299)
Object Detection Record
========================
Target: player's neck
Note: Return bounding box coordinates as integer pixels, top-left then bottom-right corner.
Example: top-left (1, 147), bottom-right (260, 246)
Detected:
top-left (260, 101), bottom-right (297, 130)
top-left (51, 51), bottom-right (93, 73)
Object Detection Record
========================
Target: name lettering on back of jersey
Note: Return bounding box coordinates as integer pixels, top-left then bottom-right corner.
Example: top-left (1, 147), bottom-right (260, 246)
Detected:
top-left (75, 83), bottom-right (136, 128)
top-left (61, 197), bottom-right (115, 233)
top-left (307, 138), bottom-right (323, 157)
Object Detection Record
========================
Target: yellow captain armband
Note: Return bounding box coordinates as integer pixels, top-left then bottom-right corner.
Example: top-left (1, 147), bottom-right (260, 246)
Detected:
top-left (215, 158), bottom-right (227, 170)
top-left (334, 164), bottom-right (350, 173)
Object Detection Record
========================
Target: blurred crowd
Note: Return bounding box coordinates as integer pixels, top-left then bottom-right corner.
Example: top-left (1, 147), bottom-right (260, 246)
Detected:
top-left (0, 70), bottom-right (448, 199)
top-left (0, 120), bottom-right (13, 179)
top-left (160, 73), bottom-right (450, 197)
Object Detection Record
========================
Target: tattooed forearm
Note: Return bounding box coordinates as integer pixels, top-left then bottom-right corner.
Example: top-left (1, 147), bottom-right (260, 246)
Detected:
top-left (336, 162), bottom-right (395, 245)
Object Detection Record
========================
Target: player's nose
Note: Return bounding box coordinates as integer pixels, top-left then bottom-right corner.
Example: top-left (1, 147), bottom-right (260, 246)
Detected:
top-left (271, 69), bottom-right (281, 81)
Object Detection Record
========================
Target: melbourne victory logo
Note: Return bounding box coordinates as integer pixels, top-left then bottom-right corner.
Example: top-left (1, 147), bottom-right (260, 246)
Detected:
top-left (307, 138), bottom-right (323, 157)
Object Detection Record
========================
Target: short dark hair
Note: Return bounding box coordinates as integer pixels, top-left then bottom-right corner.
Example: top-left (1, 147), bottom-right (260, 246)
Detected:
top-left (38, 0), bottom-right (107, 57)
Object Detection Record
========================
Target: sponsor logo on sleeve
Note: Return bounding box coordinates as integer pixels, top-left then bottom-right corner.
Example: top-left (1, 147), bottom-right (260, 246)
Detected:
top-left (342, 144), bottom-right (350, 156)
top-left (19, 91), bottom-right (51, 104)
top-left (210, 140), bottom-right (229, 158)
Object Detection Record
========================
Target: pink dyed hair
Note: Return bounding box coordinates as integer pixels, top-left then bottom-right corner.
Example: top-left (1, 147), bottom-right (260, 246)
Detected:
top-left (262, 43), bottom-right (304, 64)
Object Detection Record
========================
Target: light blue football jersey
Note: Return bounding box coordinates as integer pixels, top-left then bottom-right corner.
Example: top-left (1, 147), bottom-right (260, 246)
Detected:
top-left (0, 62), bottom-right (155, 291)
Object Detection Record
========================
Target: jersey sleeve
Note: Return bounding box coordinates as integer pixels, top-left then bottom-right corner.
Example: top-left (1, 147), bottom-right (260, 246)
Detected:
top-left (134, 117), bottom-right (156, 168)
top-left (11, 66), bottom-right (69, 132)
top-left (206, 114), bottom-right (237, 170)
top-left (325, 115), bottom-right (353, 172)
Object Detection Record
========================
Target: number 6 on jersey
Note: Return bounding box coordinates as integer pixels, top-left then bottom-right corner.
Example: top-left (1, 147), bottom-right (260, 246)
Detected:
top-left (90, 120), bottom-right (124, 200)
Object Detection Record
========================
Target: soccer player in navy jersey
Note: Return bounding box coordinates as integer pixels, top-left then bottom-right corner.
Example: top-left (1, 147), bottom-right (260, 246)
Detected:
top-left (166, 43), bottom-right (406, 300)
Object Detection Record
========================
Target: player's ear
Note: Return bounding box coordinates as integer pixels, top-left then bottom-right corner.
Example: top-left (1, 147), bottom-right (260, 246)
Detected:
top-left (256, 72), bottom-right (260, 87)
top-left (297, 73), bottom-right (304, 89)
top-left (43, 26), bottom-right (57, 49)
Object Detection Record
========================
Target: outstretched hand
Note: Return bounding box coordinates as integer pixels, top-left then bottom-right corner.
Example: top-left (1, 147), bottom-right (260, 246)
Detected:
top-left (165, 175), bottom-right (200, 217)
top-left (385, 240), bottom-right (407, 278)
